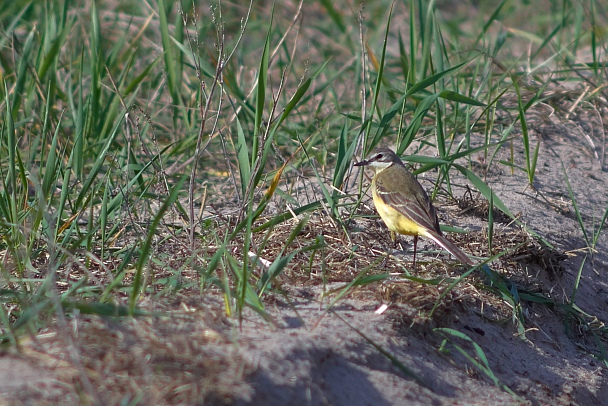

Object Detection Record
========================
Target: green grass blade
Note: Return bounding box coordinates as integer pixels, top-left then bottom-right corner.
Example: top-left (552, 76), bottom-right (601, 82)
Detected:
top-left (364, 1), bottom-right (394, 147)
top-left (451, 163), bottom-right (514, 219)
top-left (333, 122), bottom-right (358, 193)
top-left (318, 0), bottom-right (346, 33)
top-left (396, 92), bottom-right (440, 154)
top-left (334, 311), bottom-right (429, 388)
top-left (158, 0), bottom-right (180, 124)
top-left (130, 176), bottom-right (187, 313)
top-left (74, 116), bottom-right (123, 210)
top-left (252, 9), bottom-right (273, 162)
top-left (475, 0), bottom-right (508, 44)
top-left (438, 90), bottom-right (486, 106)
top-left (11, 27), bottom-right (35, 117)
top-left (235, 114), bottom-right (251, 199)
top-left (592, 205), bottom-right (608, 247)
top-left (561, 161), bottom-right (589, 247)
top-left (488, 187), bottom-right (494, 254)
top-left (435, 327), bottom-right (518, 397)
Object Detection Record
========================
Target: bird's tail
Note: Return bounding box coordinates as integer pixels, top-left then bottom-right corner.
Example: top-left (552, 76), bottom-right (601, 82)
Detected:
top-left (422, 229), bottom-right (474, 266)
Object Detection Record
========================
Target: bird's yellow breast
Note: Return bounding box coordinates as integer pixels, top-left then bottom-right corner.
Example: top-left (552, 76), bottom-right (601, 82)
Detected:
top-left (372, 185), bottom-right (424, 237)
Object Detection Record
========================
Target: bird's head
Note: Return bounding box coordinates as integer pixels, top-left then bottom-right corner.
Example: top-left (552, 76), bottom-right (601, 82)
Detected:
top-left (354, 148), bottom-right (402, 170)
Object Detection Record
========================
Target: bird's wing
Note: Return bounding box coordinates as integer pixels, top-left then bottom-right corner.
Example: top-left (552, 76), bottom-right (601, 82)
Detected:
top-left (375, 176), bottom-right (441, 233)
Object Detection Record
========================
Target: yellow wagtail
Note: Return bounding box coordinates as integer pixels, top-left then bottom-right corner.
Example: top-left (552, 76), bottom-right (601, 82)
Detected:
top-left (355, 147), bottom-right (473, 266)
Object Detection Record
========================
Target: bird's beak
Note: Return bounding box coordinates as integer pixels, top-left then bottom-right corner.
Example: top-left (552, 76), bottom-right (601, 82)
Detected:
top-left (354, 159), bottom-right (369, 167)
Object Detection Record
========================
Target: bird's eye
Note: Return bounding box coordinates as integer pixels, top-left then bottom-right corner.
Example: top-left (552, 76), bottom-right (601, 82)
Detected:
top-left (376, 153), bottom-right (384, 159)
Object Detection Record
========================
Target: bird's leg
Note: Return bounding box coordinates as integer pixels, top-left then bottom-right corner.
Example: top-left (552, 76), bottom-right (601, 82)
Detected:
top-left (382, 231), bottom-right (397, 269)
top-left (412, 234), bottom-right (418, 270)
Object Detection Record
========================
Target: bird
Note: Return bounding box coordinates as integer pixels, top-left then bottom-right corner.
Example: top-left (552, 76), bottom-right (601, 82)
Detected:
top-left (354, 147), bottom-right (473, 267)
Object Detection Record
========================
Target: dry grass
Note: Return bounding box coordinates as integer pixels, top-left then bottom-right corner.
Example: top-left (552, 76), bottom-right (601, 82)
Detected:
top-left (242, 188), bottom-right (567, 326)
top-left (12, 299), bottom-right (251, 405)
